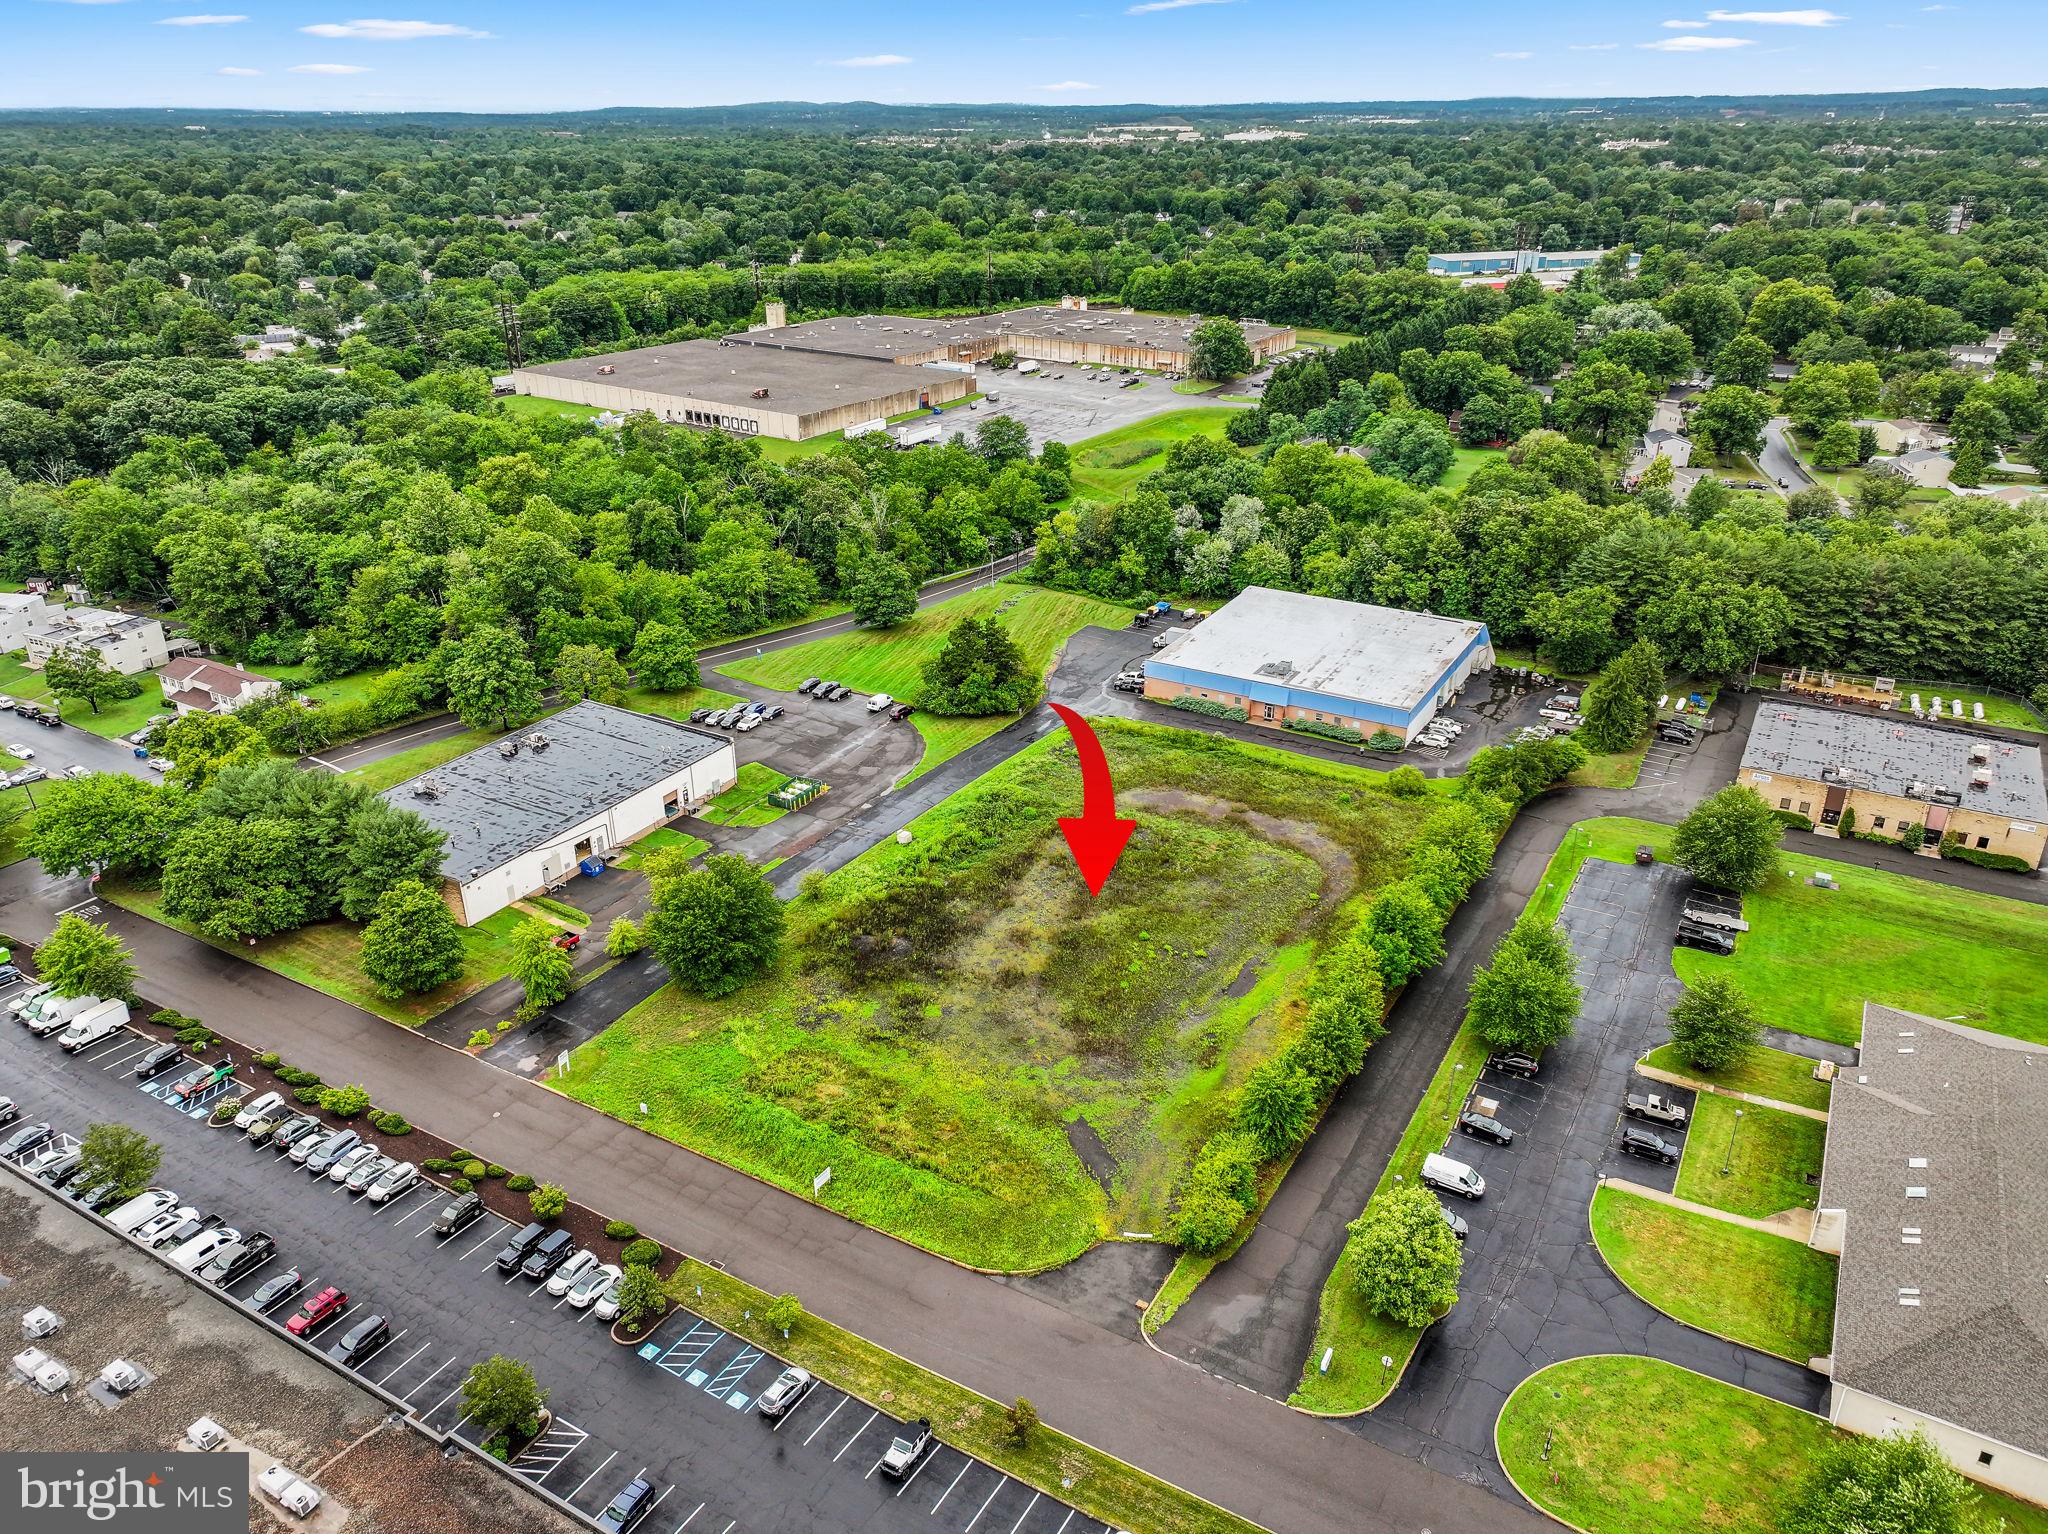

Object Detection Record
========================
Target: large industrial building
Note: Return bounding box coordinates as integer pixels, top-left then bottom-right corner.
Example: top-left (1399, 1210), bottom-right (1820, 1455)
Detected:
top-left (382, 700), bottom-right (737, 926)
top-left (1811, 1004), bottom-right (2048, 1503)
top-left (510, 337), bottom-right (977, 442)
top-left (1738, 704), bottom-right (2046, 870)
top-left (1425, 247), bottom-right (1640, 288)
top-left (732, 298), bottom-right (1295, 374)
top-left (1143, 587), bottom-right (1493, 742)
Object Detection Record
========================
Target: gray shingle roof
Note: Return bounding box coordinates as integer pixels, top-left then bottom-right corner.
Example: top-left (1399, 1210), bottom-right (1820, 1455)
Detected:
top-left (1820, 1004), bottom-right (2048, 1455)
top-left (1742, 703), bottom-right (2048, 821)
top-left (379, 700), bottom-right (727, 878)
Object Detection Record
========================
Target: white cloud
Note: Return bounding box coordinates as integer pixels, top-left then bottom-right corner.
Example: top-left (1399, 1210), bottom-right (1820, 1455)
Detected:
top-left (1569, 42), bottom-right (1621, 49)
top-left (1126, 0), bottom-right (1235, 13)
top-left (829, 53), bottom-right (912, 66)
top-left (158, 14), bottom-right (248, 25)
top-left (1640, 33), bottom-right (1756, 48)
top-left (1041, 80), bottom-right (1098, 90)
top-left (289, 61), bottom-right (371, 73)
top-left (1704, 8), bottom-right (1846, 22)
top-left (216, 65), bottom-right (262, 75)
top-left (299, 19), bottom-right (490, 41)
top-left (1662, 18), bottom-right (1712, 26)
top-left (1493, 50), bottom-right (1533, 58)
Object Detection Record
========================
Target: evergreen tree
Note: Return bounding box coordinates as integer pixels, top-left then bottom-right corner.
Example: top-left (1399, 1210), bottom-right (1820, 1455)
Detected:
top-left (1578, 638), bottom-right (1664, 754)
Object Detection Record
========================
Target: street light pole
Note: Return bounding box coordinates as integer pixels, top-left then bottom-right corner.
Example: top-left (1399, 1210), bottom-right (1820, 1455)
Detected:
top-left (1721, 1107), bottom-right (1744, 1175)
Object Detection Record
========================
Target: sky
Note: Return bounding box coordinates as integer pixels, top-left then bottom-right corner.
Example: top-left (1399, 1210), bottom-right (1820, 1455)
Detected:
top-left (4, 1), bottom-right (2045, 113)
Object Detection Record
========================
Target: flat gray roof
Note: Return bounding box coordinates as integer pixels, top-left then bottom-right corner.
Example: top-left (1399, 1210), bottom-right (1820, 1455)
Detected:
top-left (1821, 1004), bottom-right (2048, 1456)
top-left (730, 306), bottom-right (1291, 363)
top-left (1742, 703), bottom-right (2048, 821)
top-left (516, 338), bottom-right (942, 417)
top-left (380, 699), bottom-right (728, 878)
top-left (1150, 586), bottom-right (1487, 711)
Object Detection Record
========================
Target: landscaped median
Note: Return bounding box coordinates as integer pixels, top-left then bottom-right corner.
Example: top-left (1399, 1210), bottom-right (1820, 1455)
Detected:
top-left (1495, 1355), bottom-right (2048, 1534)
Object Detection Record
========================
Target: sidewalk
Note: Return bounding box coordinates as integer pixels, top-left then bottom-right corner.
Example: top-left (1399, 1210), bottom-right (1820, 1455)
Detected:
top-left (1602, 1175), bottom-right (1820, 1243)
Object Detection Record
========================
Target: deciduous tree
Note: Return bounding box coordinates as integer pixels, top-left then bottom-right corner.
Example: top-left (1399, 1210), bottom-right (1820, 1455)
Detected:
top-left (647, 853), bottom-right (785, 998)
top-left (1668, 975), bottom-right (1762, 1073)
top-left (1672, 785), bottom-right (1782, 892)
top-left (1347, 1183), bottom-right (1463, 1328)
top-left (446, 626), bottom-right (543, 731)
top-left (627, 621), bottom-right (698, 692)
top-left (73, 1122), bottom-right (160, 1199)
top-left (360, 878), bottom-right (466, 998)
top-left (33, 914), bottom-right (137, 1001)
top-left (919, 614), bottom-right (1034, 715)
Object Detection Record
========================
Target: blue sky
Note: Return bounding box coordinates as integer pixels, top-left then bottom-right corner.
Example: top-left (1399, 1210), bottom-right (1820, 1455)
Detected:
top-left (5, 2), bottom-right (2044, 112)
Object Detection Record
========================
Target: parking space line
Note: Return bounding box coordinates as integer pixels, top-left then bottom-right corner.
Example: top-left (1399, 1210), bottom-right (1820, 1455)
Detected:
top-left (460, 1221), bottom-right (510, 1261)
top-left (258, 1280), bottom-right (307, 1316)
top-left (894, 1447), bottom-right (941, 1497)
top-left (672, 1503), bottom-right (704, 1532)
top-left (402, 1358), bottom-right (458, 1405)
top-left (374, 1341), bottom-right (432, 1386)
top-left (1051, 1509), bottom-right (1075, 1534)
top-left (1007, 1492), bottom-right (1040, 1534)
top-left (930, 1461), bottom-right (973, 1516)
top-left (963, 1476), bottom-right (1007, 1533)
top-left (562, 1448), bottom-right (618, 1503)
top-left (702, 1345), bottom-right (762, 1400)
top-left (833, 1410), bottom-right (877, 1463)
top-left (389, 1189), bottom-right (438, 1226)
top-left (645, 1484), bottom-right (673, 1517)
top-left (802, 1395), bottom-right (847, 1446)
top-left (771, 1384), bottom-right (821, 1431)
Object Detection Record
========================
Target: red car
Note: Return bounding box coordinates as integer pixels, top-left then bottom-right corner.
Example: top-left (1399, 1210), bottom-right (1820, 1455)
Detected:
top-left (553, 931), bottom-right (581, 951)
top-left (286, 1286), bottom-right (346, 1336)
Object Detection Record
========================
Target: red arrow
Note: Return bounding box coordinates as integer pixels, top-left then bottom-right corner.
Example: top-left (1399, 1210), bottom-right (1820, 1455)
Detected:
top-left (1050, 703), bottom-right (1135, 897)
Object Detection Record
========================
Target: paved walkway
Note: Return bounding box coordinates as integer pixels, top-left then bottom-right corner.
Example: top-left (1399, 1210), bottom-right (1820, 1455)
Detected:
top-left (1635, 1063), bottom-right (1830, 1123)
top-left (1602, 1176), bottom-right (1820, 1242)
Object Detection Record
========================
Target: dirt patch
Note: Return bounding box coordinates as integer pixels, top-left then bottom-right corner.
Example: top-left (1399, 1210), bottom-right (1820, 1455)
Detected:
top-left (1065, 1116), bottom-right (1119, 1194)
top-left (1224, 962), bottom-right (1264, 999)
top-left (1122, 786), bottom-right (1357, 902)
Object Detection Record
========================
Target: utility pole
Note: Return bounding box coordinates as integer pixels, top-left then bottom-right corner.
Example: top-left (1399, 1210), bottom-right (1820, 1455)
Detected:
top-left (496, 298), bottom-right (524, 369)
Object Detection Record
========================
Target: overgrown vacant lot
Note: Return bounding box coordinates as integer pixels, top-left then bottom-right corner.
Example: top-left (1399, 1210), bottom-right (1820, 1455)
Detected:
top-left (558, 719), bottom-right (1436, 1271)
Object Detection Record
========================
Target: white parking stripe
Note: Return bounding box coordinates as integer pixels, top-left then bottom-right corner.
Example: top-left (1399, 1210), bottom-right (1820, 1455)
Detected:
top-left (672, 1503), bottom-right (704, 1532)
top-left (402, 1358), bottom-right (459, 1406)
top-left (1008, 1492), bottom-right (1039, 1533)
top-left (421, 1375), bottom-right (470, 1421)
top-left (349, 1329), bottom-right (403, 1370)
top-left (375, 1340), bottom-right (432, 1386)
top-left (802, 1395), bottom-right (847, 1446)
top-left (962, 1477), bottom-right (1006, 1534)
top-left (833, 1410), bottom-right (876, 1463)
top-left (388, 1188), bottom-right (437, 1225)
top-left (929, 1459), bottom-right (972, 1515)
top-left (894, 1446), bottom-right (939, 1496)
top-left (561, 1448), bottom-right (617, 1501)
top-left (1052, 1510), bottom-right (1075, 1534)
top-left (645, 1485), bottom-right (673, 1515)
top-left (460, 1221), bottom-right (510, 1261)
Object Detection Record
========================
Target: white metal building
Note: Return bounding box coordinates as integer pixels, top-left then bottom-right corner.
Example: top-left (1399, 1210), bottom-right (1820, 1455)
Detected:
top-left (23, 606), bottom-right (176, 674)
top-left (381, 700), bottom-right (737, 926)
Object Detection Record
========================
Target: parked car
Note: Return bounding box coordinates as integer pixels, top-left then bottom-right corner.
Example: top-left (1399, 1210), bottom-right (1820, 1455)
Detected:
top-left (145, 757), bottom-right (173, 773)
top-left (232, 1091), bottom-right (287, 1130)
top-left (1488, 1051), bottom-right (1540, 1079)
top-left (815, 679), bottom-right (838, 698)
top-left (285, 1285), bottom-right (347, 1336)
top-left (328, 1313), bottom-right (390, 1367)
top-left (303, 1130), bottom-right (363, 1176)
top-left (797, 678), bottom-right (820, 695)
top-left (170, 1062), bottom-right (230, 1102)
top-left (57, 998), bottom-right (130, 1051)
top-left (0, 1095), bottom-right (16, 1127)
top-left (762, 705), bottom-right (784, 720)
top-left (248, 1268), bottom-right (301, 1311)
top-left (268, 1114), bottom-right (321, 1152)
top-left (1111, 672), bottom-right (1144, 693)
top-left (436, 1190), bottom-right (484, 1237)
top-left (364, 1161), bottom-right (418, 1204)
top-left (888, 703), bottom-right (915, 721)
top-left (106, 1188), bottom-right (179, 1233)
top-left (1674, 921), bottom-right (1735, 955)
top-left (688, 708), bottom-right (714, 723)
top-left (25, 1144), bottom-right (82, 1184)
top-left (756, 1365), bottom-right (815, 1419)
top-left (7, 743), bottom-right (32, 760)
top-left (1624, 1093), bottom-right (1689, 1128)
top-left (1616, 1126), bottom-right (1680, 1165)
top-left (167, 1226), bottom-right (242, 1273)
top-left (1440, 1205), bottom-right (1470, 1242)
top-left (24, 992), bottom-right (102, 1037)
top-left (520, 1228), bottom-right (575, 1281)
top-left (199, 1232), bottom-right (275, 1287)
top-left (594, 1476), bottom-right (658, 1533)
top-left (0, 1121), bottom-right (54, 1160)
top-left (866, 693), bottom-right (893, 714)
top-left (1457, 1110), bottom-right (1514, 1146)
top-left (495, 1220), bottom-right (549, 1272)
top-left (735, 712), bottom-right (762, 733)
top-left (1420, 1151), bottom-right (1486, 1200)
top-left (593, 1276), bottom-right (625, 1321)
top-left (335, 1147), bottom-right (390, 1189)
top-left (131, 1206), bottom-right (199, 1247)
top-left (828, 684), bottom-right (852, 701)
top-left (567, 1261), bottom-right (622, 1309)
top-left (7, 979), bottom-right (53, 1016)
top-left (879, 1419), bottom-right (933, 1478)
top-left (151, 1211), bottom-right (219, 1251)
top-left (545, 1247), bottom-right (600, 1297)
top-left (72, 1180), bottom-right (125, 1211)
top-left (131, 1042), bottom-right (183, 1081)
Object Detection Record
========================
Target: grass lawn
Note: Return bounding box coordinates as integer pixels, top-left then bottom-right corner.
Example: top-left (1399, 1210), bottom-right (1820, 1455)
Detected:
top-left (751, 394), bottom-right (985, 464)
top-left (1590, 1188), bottom-right (1835, 1362)
top-left (499, 394), bottom-right (601, 423)
top-left (528, 894), bottom-right (590, 925)
top-left (617, 683), bottom-right (743, 723)
top-left (0, 650), bottom-right (164, 741)
top-left (1499, 1355), bottom-right (2048, 1534)
top-left (558, 718), bottom-right (1435, 1271)
top-left (338, 725), bottom-right (519, 794)
top-left (1068, 408), bottom-right (1238, 500)
top-left (1172, 377), bottom-right (1226, 395)
top-left (719, 583), bottom-right (1129, 780)
top-left (611, 825), bottom-right (710, 870)
top-left (108, 879), bottom-right (529, 1027)
top-left (1293, 327), bottom-right (1364, 347)
top-left (1674, 1095), bottom-right (1825, 1219)
top-left (696, 761), bottom-right (790, 828)
top-left (1441, 446), bottom-right (1499, 489)
top-left (1640, 1039), bottom-right (1833, 1112)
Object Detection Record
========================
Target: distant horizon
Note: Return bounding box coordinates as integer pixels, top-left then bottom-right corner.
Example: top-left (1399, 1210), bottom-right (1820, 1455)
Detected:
top-left (6, 0), bottom-right (2045, 114)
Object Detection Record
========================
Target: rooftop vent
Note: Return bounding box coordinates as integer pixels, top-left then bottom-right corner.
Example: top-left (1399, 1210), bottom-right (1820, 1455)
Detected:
top-left (1906, 1185), bottom-right (1928, 1198)
top-left (596, 364), bottom-right (616, 375)
top-left (1254, 660), bottom-right (1296, 679)
top-left (497, 740), bottom-right (520, 759)
top-left (1908, 1156), bottom-right (1928, 1168)
top-left (523, 732), bottom-right (551, 751)
top-left (411, 775), bottom-right (444, 800)
top-left (1970, 741), bottom-right (1992, 764)
top-left (1970, 768), bottom-right (1993, 790)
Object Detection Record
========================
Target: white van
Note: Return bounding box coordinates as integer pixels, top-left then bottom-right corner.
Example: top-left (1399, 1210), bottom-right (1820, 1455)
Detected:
top-left (6, 979), bottom-right (52, 1017)
top-left (1421, 1152), bottom-right (1486, 1201)
top-left (867, 693), bottom-right (893, 713)
top-left (23, 992), bottom-right (100, 1037)
top-left (107, 1188), bottom-right (179, 1234)
top-left (58, 998), bottom-right (131, 1052)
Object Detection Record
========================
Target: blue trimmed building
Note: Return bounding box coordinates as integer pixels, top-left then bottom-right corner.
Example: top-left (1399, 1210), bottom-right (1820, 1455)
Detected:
top-left (1143, 587), bottom-right (1493, 742)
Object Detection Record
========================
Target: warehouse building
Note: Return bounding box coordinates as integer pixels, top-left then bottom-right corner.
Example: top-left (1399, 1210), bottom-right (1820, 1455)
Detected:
top-left (381, 700), bottom-right (737, 925)
top-left (1811, 1003), bottom-right (2048, 1504)
top-left (1738, 704), bottom-right (2046, 870)
top-left (510, 338), bottom-right (976, 442)
top-left (732, 298), bottom-right (1295, 373)
top-left (1143, 587), bottom-right (1492, 742)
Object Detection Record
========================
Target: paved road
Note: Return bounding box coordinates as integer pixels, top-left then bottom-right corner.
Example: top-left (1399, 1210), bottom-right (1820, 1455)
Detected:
top-left (0, 861), bottom-right (1543, 1534)
top-left (1760, 417), bottom-right (1816, 494)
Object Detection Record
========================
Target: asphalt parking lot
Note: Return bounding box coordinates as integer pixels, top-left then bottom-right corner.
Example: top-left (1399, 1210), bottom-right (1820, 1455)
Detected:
top-left (0, 1005), bottom-right (1115, 1534)
top-left (978, 367), bottom-right (1241, 447)
top-left (0, 703), bottom-right (161, 784)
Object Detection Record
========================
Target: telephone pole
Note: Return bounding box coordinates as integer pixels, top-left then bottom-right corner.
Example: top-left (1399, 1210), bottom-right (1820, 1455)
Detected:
top-left (496, 298), bottom-right (524, 369)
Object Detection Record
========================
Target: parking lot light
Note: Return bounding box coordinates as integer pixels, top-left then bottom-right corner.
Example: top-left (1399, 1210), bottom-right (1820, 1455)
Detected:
top-left (1721, 1107), bottom-right (1744, 1175)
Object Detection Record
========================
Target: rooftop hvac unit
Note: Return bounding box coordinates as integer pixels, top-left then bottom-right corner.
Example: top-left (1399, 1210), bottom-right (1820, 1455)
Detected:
top-left (523, 732), bottom-right (551, 751)
top-left (14, 1348), bottom-right (70, 1394)
top-left (1970, 768), bottom-right (1993, 789)
top-left (1970, 742), bottom-right (1992, 764)
top-left (498, 740), bottom-right (520, 759)
top-left (411, 775), bottom-right (443, 799)
top-left (186, 1416), bottom-right (228, 1452)
top-left (98, 1359), bottom-right (146, 1395)
top-left (20, 1307), bottom-right (61, 1340)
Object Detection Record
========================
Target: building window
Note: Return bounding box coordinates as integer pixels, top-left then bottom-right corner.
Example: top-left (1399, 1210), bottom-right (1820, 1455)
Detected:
top-left (1977, 835), bottom-right (1991, 849)
top-left (1779, 797), bottom-right (1791, 811)
top-left (1979, 1452), bottom-right (1995, 1466)
top-left (1872, 816), bottom-right (1886, 830)
top-left (1799, 802), bottom-right (1811, 816)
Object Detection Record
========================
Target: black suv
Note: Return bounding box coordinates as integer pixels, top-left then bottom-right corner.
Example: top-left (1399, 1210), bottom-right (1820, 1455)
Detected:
top-left (797, 678), bottom-right (820, 695)
top-left (131, 1042), bottom-right (183, 1081)
top-left (1488, 1051), bottom-right (1540, 1079)
top-left (520, 1228), bottom-right (574, 1280)
top-left (1655, 723), bottom-right (1697, 745)
top-left (329, 1313), bottom-right (390, 1367)
top-left (436, 1190), bottom-right (484, 1238)
top-left (594, 1476), bottom-right (658, 1532)
top-left (199, 1231), bottom-right (276, 1287)
top-left (495, 1220), bottom-right (549, 1273)
top-left (1457, 1110), bottom-right (1514, 1146)
top-left (1674, 921), bottom-right (1735, 955)
top-left (1616, 1127), bottom-right (1680, 1165)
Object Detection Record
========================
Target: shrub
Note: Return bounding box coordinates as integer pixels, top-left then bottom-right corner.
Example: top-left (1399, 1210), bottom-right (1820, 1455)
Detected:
top-left (506, 1174), bottom-right (535, 1192)
top-left (1940, 840), bottom-right (2032, 872)
top-left (485, 1163), bottom-right (508, 1178)
top-left (1386, 765), bottom-right (1428, 798)
top-left (1772, 809), bottom-right (1814, 831)
top-left (1185, 1131), bottom-right (1261, 1207)
top-left (151, 1009), bottom-right (197, 1031)
top-left (256, 1051), bottom-right (281, 1068)
top-left (462, 1159), bottom-right (487, 1179)
top-left (467, 1029), bottom-right (492, 1049)
top-left (528, 1182), bottom-right (568, 1219)
top-left (211, 1099), bottom-right (240, 1123)
top-left (603, 1220), bottom-right (639, 1241)
top-left (275, 1066), bottom-right (321, 1088)
top-left (1836, 805), bottom-right (1856, 837)
top-left (1366, 729), bottom-right (1403, 752)
top-left (620, 1237), bottom-right (662, 1267)
top-left (292, 1085), bottom-right (326, 1105)
top-left (1285, 718), bottom-right (1365, 745)
top-left (1167, 696), bottom-right (1249, 722)
top-left (449, 1176), bottom-right (473, 1193)
top-left (318, 1084), bottom-right (371, 1119)
top-left (1235, 1055), bottom-right (1316, 1158)
top-left (371, 1111), bottom-right (410, 1136)
top-left (1173, 1187), bottom-right (1247, 1254)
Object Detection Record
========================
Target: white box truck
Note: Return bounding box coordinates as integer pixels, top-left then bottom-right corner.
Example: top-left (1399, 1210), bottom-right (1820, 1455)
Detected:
top-left (22, 992), bottom-right (100, 1038)
top-left (58, 998), bottom-right (130, 1053)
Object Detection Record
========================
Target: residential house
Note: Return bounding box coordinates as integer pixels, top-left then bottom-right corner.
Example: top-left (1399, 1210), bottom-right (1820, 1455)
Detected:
top-left (1869, 448), bottom-right (1956, 490)
top-left (1628, 428), bottom-right (1693, 481)
top-left (1857, 419), bottom-right (1950, 455)
top-left (158, 657), bottom-right (283, 716)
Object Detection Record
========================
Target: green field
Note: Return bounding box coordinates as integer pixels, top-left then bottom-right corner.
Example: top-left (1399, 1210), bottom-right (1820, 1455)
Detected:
top-left (612, 825), bottom-right (711, 870)
top-left (1441, 446), bottom-right (1500, 489)
top-left (1171, 377), bottom-right (1226, 395)
top-left (498, 393), bottom-right (602, 422)
top-left (1068, 409), bottom-right (1239, 499)
top-left (1591, 1188), bottom-right (1835, 1361)
top-left (1499, 1355), bottom-right (2048, 1534)
top-left (1674, 1095), bottom-right (1825, 1220)
top-left (1640, 1039), bottom-right (1833, 1112)
top-left (697, 762), bottom-right (791, 828)
top-left (558, 718), bottom-right (1433, 1270)
top-left (108, 879), bottom-right (528, 1026)
top-left (720, 584), bottom-right (1129, 779)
